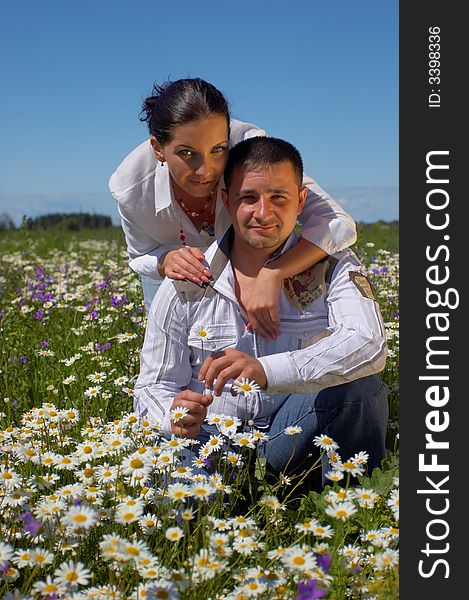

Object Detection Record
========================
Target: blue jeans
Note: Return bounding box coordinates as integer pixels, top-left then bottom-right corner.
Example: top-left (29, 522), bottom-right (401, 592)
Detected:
top-left (140, 275), bottom-right (163, 313)
top-left (259, 374), bottom-right (389, 484)
top-left (191, 375), bottom-right (389, 487)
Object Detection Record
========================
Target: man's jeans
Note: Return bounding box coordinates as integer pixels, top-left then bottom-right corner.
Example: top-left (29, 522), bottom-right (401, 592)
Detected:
top-left (193, 374), bottom-right (389, 486)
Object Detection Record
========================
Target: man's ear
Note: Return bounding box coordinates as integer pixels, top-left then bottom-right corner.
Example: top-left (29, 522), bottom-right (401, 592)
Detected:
top-left (221, 188), bottom-right (230, 211)
top-left (297, 186), bottom-right (308, 215)
top-left (150, 136), bottom-right (165, 162)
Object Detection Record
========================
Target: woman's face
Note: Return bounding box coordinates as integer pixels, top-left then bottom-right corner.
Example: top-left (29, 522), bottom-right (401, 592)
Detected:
top-left (152, 115), bottom-right (229, 198)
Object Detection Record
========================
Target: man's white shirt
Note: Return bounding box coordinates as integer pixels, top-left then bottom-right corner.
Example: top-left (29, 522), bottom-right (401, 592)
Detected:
top-left (134, 228), bottom-right (387, 437)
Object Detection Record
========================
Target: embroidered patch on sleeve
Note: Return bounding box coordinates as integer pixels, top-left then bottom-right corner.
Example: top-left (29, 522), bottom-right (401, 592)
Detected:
top-left (349, 271), bottom-right (376, 300)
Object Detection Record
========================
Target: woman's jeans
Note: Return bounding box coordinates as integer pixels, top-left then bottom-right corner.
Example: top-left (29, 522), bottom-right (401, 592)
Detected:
top-left (140, 274), bottom-right (163, 313)
top-left (192, 374), bottom-right (389, 486)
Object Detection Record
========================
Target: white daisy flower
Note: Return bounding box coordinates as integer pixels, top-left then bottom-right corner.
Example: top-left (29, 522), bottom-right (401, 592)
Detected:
top-left (169, 406), bottom-right (190, 423)
top-left (190, 324), bottom-right (212, 339)
top-left (284, 425), bottom-right (303, 436)
top-left (325, 500), bottom-right (357, 521)
top-left (165, 526), bottom-right (183, 542)
top-left (61, 505), bottom-right (98, 531)
top-left (232, 378), bottom-right (261, 397)
top-left (313, 434), bottom-right (339, 451)
top-left (53, 560), bottom-right (90, 587)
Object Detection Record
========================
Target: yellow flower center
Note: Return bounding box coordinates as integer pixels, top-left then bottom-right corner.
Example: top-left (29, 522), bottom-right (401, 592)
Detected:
top-left (130, 459), bottom-right (144, 469)
top-left (293, 556), bottom-right (305, 566)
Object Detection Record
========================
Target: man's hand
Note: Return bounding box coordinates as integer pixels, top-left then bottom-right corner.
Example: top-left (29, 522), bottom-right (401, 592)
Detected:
top-left (159, 247), bottom-right (212, 283)
top-left (244, 267), bottom-right (282, 341)
top-left (198, 349), bottom-right (267, 396)
top-left (169, 390), bottom-right (213, 438)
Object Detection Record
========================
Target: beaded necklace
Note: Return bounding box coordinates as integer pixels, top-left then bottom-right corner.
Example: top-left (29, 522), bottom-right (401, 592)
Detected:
top-left (173, 183), bottom-right (217, 246)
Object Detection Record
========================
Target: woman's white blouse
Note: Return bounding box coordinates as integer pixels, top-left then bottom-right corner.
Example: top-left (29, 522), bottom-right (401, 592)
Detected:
top-left (109, 119), bottom-right (357, 279)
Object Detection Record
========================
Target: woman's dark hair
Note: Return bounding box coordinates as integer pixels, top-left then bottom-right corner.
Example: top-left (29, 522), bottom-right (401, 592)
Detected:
top-left (139, 78), bottom-right (230, 145)
top-left (224, 136), bottom-right (304, 189)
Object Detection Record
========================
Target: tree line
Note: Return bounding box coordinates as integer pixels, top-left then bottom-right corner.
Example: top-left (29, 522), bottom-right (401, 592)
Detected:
top-left (0, 212), bottom-right (113, 232)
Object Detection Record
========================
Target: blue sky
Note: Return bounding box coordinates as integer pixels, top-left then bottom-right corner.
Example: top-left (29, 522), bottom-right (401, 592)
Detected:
top-left (0, 0), bottom-right (398, 226)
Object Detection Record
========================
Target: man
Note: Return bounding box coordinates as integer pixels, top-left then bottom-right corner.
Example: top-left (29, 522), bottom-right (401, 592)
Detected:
top-left (134, 136), bottom-right (388, 481)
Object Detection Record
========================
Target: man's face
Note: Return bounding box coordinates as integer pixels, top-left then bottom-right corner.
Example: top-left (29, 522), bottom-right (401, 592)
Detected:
top-left (222, 161), bottom-right (307, 251)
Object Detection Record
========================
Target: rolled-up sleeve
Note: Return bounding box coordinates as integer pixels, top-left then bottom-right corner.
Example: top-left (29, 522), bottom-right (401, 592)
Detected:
top-left (298, 174), bottom-right (357, 255)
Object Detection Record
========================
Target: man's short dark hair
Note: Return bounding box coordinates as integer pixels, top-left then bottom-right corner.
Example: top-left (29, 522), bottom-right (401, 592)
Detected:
top-left (223, 136), bottom-right (304, 189)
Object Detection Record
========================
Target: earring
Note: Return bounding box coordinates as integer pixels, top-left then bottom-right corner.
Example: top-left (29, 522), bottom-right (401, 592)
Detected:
top-left (160, 161), bottom-right (165, 167)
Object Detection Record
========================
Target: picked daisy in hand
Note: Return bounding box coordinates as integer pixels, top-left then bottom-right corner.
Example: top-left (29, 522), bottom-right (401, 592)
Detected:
top-left (233, 378), bottom-right (261, 398)
top-left (191, 324), bottom-right (212, 340)
top-left (169, 406), bottom-right (190, 423)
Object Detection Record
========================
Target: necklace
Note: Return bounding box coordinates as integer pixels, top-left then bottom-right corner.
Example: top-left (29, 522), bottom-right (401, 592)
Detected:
top-left (172, 183), bottom-right (217, 246)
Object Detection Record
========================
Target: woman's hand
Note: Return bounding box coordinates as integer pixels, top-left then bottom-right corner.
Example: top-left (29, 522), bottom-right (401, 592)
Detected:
top-left (244, 267), bottom-right (283, 341)
top-left (159, 246), bottom-right (212, 283)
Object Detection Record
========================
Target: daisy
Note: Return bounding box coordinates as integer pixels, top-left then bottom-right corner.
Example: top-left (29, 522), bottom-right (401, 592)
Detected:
top-left (222, 451), bottom-right (244, 467)
top-left (191, 324), bottom-right (212, 339)
top-left (202, 434), bottom-right (224, 453)
top-left (295, 519), bottom-right (319, 533)
top-left (53, 560), bottom-right (90, 587)
top-left (169, 406), bottom-right (189, 423)
top-left (284, 425), bottom-right (303, 436)
top-left (352, 488), bottom-right (380, 509)
top-left (13, 549), bottom-right (33, 568)
top-left (114, 375), bottom-right (129, 386)
top-left (324, 470), bottom-right (344, 483)
top-left (232, 378), bottom-right (260, 397)
top-left (0, 468), bottom-right (21, 489)
top-left (191, 482), bottom-right (216, 500)
top-left (165, 526), bottom-right (183, 542)
top-left (30, 548), bottom-right (55, 567)
top-left (281, 547), bottom-right (317, 572)
top-left (311, 524), bottom-right (334, 539)
top-left (170, 465), bottom-right (194, 479)
top-left (231, 432), bottom-right (256, 449)
top-left (313, 434), bottom-right (339, 451)
top-left (338, 459), bottom-right (364, 477)
top-left (115, 501), bottom-right (144, 524)
top-left (87, 372), bottom-right (107, 383)
top-left (95, 463), bottom-right (119, 484)
top-left (84, 386), bottom-right (102, 398)
top-left (32, 576), bottom-right (65, 597)
top-left (63, 375), bottom-right (77, 385)
top-left (218, 416), bottom-right (242, 435)
top-left (61, 505), bottom-right (98, 531)
top-left (139, 513), bottom-right (161, 534)
top-left (167, 483), bottom-right (193, 502)
top-left (325, 501), bottom-right (357, 521)
top-left (259, 495), bottom-right (284, 511)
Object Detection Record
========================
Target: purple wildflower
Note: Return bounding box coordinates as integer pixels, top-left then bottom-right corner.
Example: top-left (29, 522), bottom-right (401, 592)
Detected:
top-left (317, 553), bottom-right (331, 573)
top-left (295, 579), bottom-right (327, 599)
top-left (21, 356), bottom-right (28, 364)
top-left (22, 510), bottom-right (44, 536)
top-left (34, 309), bottom-right (45, 322)
top-left (40, 340), bottom-right (49, 348)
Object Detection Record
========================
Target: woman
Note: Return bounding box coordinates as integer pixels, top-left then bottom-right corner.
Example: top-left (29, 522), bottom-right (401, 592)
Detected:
top-left (109, 78), bottom-right (356, 340)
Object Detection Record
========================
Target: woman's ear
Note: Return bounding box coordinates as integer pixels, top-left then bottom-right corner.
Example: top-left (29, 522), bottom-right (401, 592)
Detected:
top-left (150, 136), bottom-right (165, 162)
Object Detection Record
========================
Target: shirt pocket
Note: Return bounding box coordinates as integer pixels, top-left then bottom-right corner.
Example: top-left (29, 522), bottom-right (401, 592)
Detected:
top-left (187, 323), bottom-right (238, 365)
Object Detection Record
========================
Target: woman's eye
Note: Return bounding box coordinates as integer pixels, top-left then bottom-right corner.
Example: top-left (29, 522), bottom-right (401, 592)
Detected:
top-left (212, 146), bottom-right (227, 154)
top-left (178, 149), bottom-right (194, 157)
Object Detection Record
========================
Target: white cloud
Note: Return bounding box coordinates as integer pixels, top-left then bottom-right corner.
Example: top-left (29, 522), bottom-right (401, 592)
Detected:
top-left (327, 186), bottom-right (398, 223)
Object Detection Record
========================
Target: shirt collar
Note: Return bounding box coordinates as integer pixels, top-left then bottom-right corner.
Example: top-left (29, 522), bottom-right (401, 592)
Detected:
top-left (207, 226), bottom-right (300, 301)
top-left (153, 162), bottom-right (174, 214)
